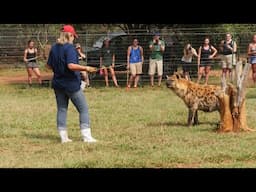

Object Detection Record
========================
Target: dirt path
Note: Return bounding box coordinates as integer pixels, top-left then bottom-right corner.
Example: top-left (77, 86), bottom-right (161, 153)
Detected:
top-left (0, 69), bottom-right (254, 87)
top-left (0, 71), bottom-right (53, 84)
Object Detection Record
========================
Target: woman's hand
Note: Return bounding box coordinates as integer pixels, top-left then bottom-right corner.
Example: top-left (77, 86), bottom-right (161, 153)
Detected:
top-left (85, 66), bottom-right (97, 73)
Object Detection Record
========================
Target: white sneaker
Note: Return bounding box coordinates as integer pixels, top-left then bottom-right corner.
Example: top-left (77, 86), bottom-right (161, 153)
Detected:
top-left (81, 129), bottom-right (97, 143)
top-left (59, 130), bottom-right (73, 143)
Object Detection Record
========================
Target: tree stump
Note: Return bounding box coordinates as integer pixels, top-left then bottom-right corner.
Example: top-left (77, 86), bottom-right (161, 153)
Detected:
top-left (215, 62), bottom-right (255, 133)
top-left (215, 88), bottom-right (233, 132)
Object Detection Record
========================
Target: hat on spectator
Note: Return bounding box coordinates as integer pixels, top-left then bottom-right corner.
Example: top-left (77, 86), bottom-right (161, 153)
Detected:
top-left (61, 25), bottom-right (78, 38)
top-left (104, 37), bottom-right (110, 41)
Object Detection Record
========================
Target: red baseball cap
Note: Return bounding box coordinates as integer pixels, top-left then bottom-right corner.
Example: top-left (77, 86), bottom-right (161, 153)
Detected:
top-left (61, 25), bottom-right (78, 38)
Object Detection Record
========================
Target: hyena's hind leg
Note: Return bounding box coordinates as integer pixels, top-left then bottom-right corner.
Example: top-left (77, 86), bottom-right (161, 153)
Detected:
top-left (193, 110), bottom-right (199, 125)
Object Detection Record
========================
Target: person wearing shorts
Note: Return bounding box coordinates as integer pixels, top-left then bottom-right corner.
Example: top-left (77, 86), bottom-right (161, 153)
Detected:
top-left (181, 43), bottom-right (198, 80)
top-left (248, 34), bottom-right (256, 84)
top-left (220, 33), bottom-right (237, 82)
top-left (76, 43), bottom-right (90, 89)
top-left (148, 32), bottom-right (165, 87)
top-left (100, 39), bottom-right (119, 87)
top-left (127, 38), bottom-right (144, 88)
top-left (197, 37), bottom-right (217, 85)
top-left (23, 40), bottom-right (42, 86)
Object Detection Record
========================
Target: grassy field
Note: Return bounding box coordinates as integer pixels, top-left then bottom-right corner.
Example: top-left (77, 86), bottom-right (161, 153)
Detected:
top-left (1, 70), bottom-right (256, 168)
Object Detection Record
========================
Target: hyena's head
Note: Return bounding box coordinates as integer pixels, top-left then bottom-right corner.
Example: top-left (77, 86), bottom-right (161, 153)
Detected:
top-left (166, 72), bottom-right (185, 90)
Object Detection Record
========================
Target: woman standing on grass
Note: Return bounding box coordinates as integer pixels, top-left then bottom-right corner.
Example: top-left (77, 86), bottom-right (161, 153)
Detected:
top-left (248, 34), bottom-right (256, 84)
top-left (46, 25), bottom-right (97, 143)
top-left (197, 37), bottom-right (217, 85)
top-left (99, 39), bottom-right (119, 87)
top-left (23, 40), bottom-right (42, 86)
top-left (76, 43), bottom-right (91, 89)
top-left (127, 38), bottom-right (144, 88)
top-left (181, 43), bottom-right (198, 81)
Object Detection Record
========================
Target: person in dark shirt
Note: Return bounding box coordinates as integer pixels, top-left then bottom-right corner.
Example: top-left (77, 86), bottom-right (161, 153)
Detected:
top-left (219, 33), bottom-right (237, 82)
top-left (197, 37), bottom-right (217, 85)
top-left (99, 39), bottom-right (119, 87)
top-left (46, 25), bottom-right (97, 143)
top-left (23, 40), bottom-right (42, 86)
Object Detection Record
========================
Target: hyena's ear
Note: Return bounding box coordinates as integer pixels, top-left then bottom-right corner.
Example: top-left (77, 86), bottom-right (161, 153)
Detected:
top-left (176, 74), bottom-right (181, 79)
top-left (173, 72), bottom-right (179, 79)
top-left (179, 72), bottom-right (185, 78)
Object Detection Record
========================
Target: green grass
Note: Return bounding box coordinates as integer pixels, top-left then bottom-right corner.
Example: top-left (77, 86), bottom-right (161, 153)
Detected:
top-left (1, 78), bottom-right (256, 168)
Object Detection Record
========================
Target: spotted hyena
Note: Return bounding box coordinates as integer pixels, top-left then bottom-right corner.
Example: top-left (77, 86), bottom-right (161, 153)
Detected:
top-left (166, 72), bottom-right (221, 126)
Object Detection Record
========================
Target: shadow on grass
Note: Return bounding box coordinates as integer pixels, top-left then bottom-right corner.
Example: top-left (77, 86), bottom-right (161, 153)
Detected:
top-left (147, 122), bottom-right (187, 127)
top-left (8, 83), bottom-right (51, 89)
top-left (147, 121), bottom-right (218, 128)
top-left (23, 132), bottom-right (60, 142)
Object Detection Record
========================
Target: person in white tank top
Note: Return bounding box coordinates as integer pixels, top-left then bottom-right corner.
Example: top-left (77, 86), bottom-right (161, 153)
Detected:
top-left (181, 43), bottom-right (198, 80)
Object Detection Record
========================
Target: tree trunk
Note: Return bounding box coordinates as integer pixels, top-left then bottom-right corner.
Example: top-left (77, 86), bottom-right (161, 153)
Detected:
top-left (216, 89), bottom-right (233, 132)
top-left (216, 85), bottom-right (252, 132)
top-left (232, 99), bottom-right (254, 132)
top-left (215, 62), bottom-right (255, 133)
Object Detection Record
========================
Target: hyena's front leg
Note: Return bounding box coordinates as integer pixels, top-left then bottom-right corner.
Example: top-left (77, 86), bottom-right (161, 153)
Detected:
top-left (188, 108), bottom-right (196, 127)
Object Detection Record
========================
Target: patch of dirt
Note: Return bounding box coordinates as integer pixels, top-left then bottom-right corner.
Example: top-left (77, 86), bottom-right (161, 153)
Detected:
top-left (0, 72), bottom-right (53, 84)
top-left (0, 69), bottom-right (255, 87)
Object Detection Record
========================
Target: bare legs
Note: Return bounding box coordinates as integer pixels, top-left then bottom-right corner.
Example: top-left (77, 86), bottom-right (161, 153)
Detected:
top-left (251, 63), bottom-right (256, 83)
top-left (27, 68), bottom-right (33, 85)
top-left (150, 75), bottom-right (154, 87)
top-left (128, 74), bottom-right (140, 88)
top-left (150, 75), bottom-right (162, 87)
top-left (27, 67), bottom-right (42, 86)
top-left (183, 71), bottom-right (191, 81)
top-left (103, 67), bottom-right (119, 87)
top-left (197, 66), bottom-right (211, 85)
top-left (158, 75), bottom-right (162, 86)
top-left (222, 68), bottom-right (232, 83)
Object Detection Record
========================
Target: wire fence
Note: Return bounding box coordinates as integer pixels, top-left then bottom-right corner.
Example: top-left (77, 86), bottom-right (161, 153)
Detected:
top-left (1, 28), bottom-right (256, 83)
top-left (82, 30), bottom-right (256, 82)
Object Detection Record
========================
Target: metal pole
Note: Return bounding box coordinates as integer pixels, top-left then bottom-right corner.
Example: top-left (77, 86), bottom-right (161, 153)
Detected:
top-left (85, 29), bottom-right (88, 64)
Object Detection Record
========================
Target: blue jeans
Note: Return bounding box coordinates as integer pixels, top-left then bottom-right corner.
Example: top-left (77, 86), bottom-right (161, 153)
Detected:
top-left (54, 89), bottom-right (90, 131)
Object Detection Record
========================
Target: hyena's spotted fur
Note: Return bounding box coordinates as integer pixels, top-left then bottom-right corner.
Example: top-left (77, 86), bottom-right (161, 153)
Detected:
top-left (166, 73), bottom-right (221, 126)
